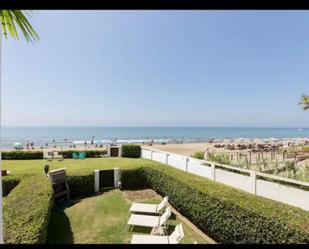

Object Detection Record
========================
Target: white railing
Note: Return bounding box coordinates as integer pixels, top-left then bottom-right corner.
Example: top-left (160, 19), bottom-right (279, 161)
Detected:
top-left (141, 147), bottom-right (309, 211)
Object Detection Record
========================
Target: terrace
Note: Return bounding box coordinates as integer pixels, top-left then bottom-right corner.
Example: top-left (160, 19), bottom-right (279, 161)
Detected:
top-left (2, 157), bottom-right (212, 244)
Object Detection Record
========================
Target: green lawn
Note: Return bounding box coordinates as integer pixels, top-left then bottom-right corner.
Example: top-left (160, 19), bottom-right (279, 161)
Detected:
top-left (46, 189), bottom-right (210, 244)
top-left (2, 158), bottom-right (164, 175)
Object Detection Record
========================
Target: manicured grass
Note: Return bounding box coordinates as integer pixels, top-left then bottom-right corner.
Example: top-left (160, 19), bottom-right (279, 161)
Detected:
top-left (46, 189), bottom-right (209, 244)
top-left (2, 158), bottom-right (164, 175)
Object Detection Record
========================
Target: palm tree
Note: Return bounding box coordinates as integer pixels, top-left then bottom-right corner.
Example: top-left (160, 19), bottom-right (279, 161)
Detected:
top-left (0, 10), bottom-right (39, 244)
top-left (298, 94), bottom-right (309, 111)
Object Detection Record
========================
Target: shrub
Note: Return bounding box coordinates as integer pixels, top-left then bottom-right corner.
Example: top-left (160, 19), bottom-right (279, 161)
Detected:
top-left (3, 175), bottom-right (53, 244)
top-left (59, 150), bottom-right (107, 158)
top-left (2, 151), bottom-right (43, 160)
top-left (121, 144), bottom-right (141, 158)
top-left (207, 152), bottom-right (231, 165)
top-left (120, 167), bottom-right (309, 244)
top-left (2, 175), bottom-right (21, 197)
top-left (285, 161), bottom-right (297, 174)
top-left (119, 169), bottom-right (147, 189)
top-left (191, 151), bottom-right (204, 160)
top-left (68, 174), bottom-right (94, 198)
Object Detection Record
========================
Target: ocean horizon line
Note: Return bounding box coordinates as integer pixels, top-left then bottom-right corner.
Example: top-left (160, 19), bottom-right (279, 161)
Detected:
top-left (2, 126), bottom-right (309, 129)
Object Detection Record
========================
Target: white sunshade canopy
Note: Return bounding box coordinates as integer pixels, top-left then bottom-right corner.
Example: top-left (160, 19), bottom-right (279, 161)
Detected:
top-left (94, 140), bottom-right (113, 144)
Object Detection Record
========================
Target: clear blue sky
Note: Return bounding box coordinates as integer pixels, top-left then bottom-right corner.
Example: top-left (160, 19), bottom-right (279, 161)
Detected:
top-left (2, 10), bottom-right (309, 127)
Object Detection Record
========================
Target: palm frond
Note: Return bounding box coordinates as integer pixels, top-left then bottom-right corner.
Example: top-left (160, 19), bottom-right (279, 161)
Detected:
top-left (298, 94), bottom-right (309, 110)
top-left (0, 10), bottom-right (39, 43)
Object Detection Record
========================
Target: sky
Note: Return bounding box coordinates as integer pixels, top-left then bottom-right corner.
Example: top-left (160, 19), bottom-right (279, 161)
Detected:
top-left (1, 10), bottom-right (309, 127)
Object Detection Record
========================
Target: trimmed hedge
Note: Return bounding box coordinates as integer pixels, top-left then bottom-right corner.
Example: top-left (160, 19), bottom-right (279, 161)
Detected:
top-left (2, 175), bottom-right (21, 197)
top-left (59, 150), bottom-right (107, 159)
top-left (3, 175), bottom-right (53, 244)
top-left (2, 151), bottom-right (43, 160)
top-left (120, 167), bottom-right (309, 244)
top-left (2, 150), bottom-right (107, 160)
top-left (121, 144), bottom-right (141, 158)
top-left (68, 174), bottom-right (95, 198)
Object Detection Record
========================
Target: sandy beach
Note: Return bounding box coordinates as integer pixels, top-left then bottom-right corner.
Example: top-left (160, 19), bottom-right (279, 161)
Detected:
top-left (146, 143), bottom-right (211, 156)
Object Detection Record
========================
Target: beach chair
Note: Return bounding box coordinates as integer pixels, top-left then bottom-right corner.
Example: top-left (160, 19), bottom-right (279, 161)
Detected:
top-left (52, 151), bottom-right (64, 161)
top-left (44, 151), bottom-right (53, 161)
top-left (131, 223), bottom-right (184, 244)
top-left (79, 152), bottom-right (86, 159)
top-left (48, 168), bottom-right (69, 201)
top-left (129, 196), bottom-right (168, 214)
top-left (127, 207), bottom-right (171, 231)
top-left (72, 152), bottom-right (79, 159)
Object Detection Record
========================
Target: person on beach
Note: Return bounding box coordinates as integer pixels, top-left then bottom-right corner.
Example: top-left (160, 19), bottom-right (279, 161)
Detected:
top-left (204, 148), bottom-right (209, 160)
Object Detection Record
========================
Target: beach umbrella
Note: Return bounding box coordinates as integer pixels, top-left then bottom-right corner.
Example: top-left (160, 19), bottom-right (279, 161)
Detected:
top-left (13, 143), bottom-right (23, 150)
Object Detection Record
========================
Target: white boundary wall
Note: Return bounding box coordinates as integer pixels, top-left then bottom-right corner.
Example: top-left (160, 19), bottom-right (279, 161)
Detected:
top-left (141, 147), bottom-right (309, 211)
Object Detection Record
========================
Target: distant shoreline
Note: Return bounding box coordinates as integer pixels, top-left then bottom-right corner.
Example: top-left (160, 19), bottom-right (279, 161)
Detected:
top-left (1, 126), bottom-right (309, 149)
top-left (1, 136), bottom-right (308, 152)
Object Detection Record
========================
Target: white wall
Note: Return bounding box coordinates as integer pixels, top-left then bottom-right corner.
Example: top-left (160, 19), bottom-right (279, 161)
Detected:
top-left (141, 149), bottom-right (151, 159)
top-left (142, 148), bottom-right (309, 211)
top-left (187, 159), bottom-right (212, 179)
top-left (152, 150), bottom-right (166, 164)
top-left (141, 147), bottom-right (309, 211)
top-left (215, 169), bottom-right (252, 193)
top-left (256, 179), bottom-right (309, 211)
top-left (167, 153), bottom-right (187, 171)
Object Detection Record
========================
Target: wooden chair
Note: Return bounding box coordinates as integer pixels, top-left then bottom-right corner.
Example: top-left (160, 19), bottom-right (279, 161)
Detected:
top-left (48, 168), bottom-right (69, 201)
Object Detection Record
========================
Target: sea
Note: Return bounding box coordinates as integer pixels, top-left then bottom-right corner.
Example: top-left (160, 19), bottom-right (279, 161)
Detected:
top-left (1, 126), bottom-right (309, 149)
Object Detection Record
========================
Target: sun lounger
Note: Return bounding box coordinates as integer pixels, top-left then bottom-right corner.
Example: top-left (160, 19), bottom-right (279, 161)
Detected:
top-left (52, 151), bottom-right (64, 161)
top-left (129, 196), bottom-right (168, 214)
top-left (43, 151), bottom-right (53, 161)
top-left (72, 152), bottom-right (79, 159)
top-left (48, 168), bottom-right (69, 201)
top-left (127, 207), bottom-right (171, 230)
top-left (131, 223), bottom-right (184, 244)
top-left (79, 152), bottom-right (86, 159)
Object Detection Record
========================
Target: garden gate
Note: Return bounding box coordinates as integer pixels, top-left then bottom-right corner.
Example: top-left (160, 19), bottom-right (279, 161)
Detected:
top-left (94, 168), bottom-right (119, 192)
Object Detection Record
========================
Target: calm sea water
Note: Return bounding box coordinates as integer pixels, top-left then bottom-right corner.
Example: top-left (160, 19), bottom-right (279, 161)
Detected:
top-left (1, 126), bottom-right (309, 149)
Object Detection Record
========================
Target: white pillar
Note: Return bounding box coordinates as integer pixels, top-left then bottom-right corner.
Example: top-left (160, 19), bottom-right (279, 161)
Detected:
top-left (165, 153), bottom-right (169, 164)
top-left (118, 147), bottom-right (122, 157)
top-left (94, 170), bottom-right (100, 193)
top-left (150, 150), bottom-right (153, 160)
top-left (107, 145), bottom-right (110, 157)
top-left (250, 171), bottom-right (257, 195)
top-left (185, 157), bottom-right (189, 172)
top-left (210, 163), bottom-right (216, 181)
top-left (114, 167), bottom-right (119, 188)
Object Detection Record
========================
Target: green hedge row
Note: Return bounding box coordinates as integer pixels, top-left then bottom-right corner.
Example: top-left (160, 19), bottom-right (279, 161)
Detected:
top-left (2, 151), bottom-right (43, 160)
top-left (3, 175), bottom-right (53, 244)
top-left (68, 174), bottom-right (95, 198)
top-left (121, 144), bottom-right (141, 158)
top-left (59, 150), bottom-right (107, 159)
top-left (120, 167), bottom-right (309, 244)
top-left (2, 175), bottom-right (21, 197)
top-left (2, 150), bottom-right (107, 160)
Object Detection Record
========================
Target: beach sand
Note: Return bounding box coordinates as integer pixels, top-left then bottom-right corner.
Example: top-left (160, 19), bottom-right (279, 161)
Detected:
top-left (146, 143), bottom-right (212, 156)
